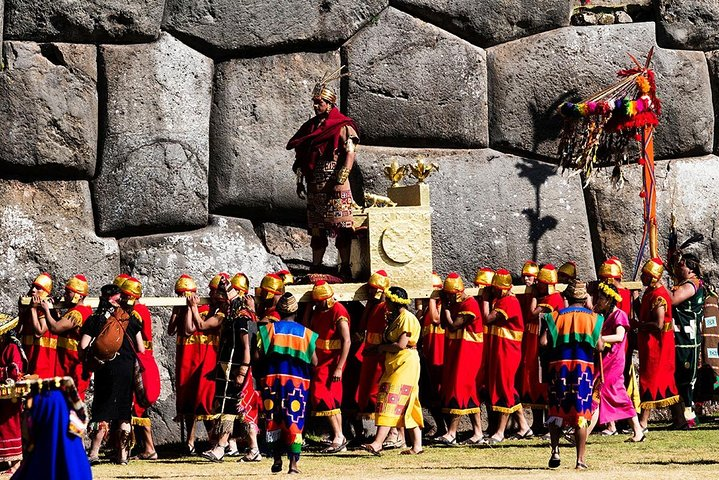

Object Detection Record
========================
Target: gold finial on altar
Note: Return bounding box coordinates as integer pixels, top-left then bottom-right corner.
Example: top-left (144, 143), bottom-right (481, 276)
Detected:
top-left (408, 157), bottom-right (439, 183)
top-left (383, 158), bottom-right (407, 187)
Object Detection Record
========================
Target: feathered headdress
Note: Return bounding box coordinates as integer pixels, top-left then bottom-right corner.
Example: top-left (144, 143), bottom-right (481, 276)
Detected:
top-left (312, 65), bottom-right (350, 104)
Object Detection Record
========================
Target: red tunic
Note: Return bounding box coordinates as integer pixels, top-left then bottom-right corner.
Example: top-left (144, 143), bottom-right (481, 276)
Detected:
top-left (638, 285), bottom-right (680, 409)
top-left (440, 296), bottom-right (483, 415)
top-left (0, 342), bottom-right (23, 463)
top-left (20, 308), bottom-right (58, 378)
top-left (175, 304), bottom-right (218, 420)
top-left (132, 303), bottom-right (157, 421)
top-left (486, 294), bottom-right (524, 413)
top-left (309, 302), bottom-right (350, 415)
top-left (355, 302), bottom-right (387, 416)
top-left (420, 300), bottom-right (445, 408)
top-left (618, 287), bottom-right (633, 325)
top-left (56, 304), bottom-right (93, 399)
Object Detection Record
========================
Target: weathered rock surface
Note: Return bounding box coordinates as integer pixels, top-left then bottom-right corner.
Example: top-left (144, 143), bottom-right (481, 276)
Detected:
top-left (256, 222), bottom-right (339, 272)
top-left (657, 0), bottom-right (719, 51)
top-left (488, 23), bottom-right (713, 161)
top-left (0, 41), bottom-right (97, 177)
top-left (162, 0), bottom-right (387, 56)
top-left (394, 0), bottom-right (571, 47)
top-left (210, 51), bottom-right (339, 218)
top-left (585, 155), bottom-right (719, 286)
top-left (704, 50), bottom-right (719, 154)
top-left (0, 180), bottom-right (120, 313)
top-left (358, 146), bottom-right (595, 282)
top-left (343, 7), bottom-right (488, 148)
top-left (3, 0), bottom-right (164, 43)
top-left (94, 33), bottom-right (213, 235)
top-left (118, 214), bottom-right (285, 444)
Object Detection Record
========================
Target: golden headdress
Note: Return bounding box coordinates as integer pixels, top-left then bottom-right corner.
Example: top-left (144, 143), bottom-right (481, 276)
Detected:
top-left (65, 274), bottom-right (89, 303)
top-left (492, 269), bottom-right (513, 291)
top-left (175, 274), bottom-right (197, 296)
top-left (474, 268), bottom-right (495, 287)
top-left (312, 280), bottom-right (334, 302)
top-left (32, 272), bottom-right (53, 297)
top-left (443, 272), bottom-right (464, 294)
top-left (368, 270), bottom-right (391, 291)
top-left (521, 261), bottom-right (539, 277)
top-left (0, 314), bottom-right (19, 336)
top-left (120, 277), bottom-right (142, 299)
top-left (113, 273), bottom-right (130, 288)
top-left (431, 272), bottom-right (443, 290)
top-left (642, 257), bottom-right (664, 280)
top-left (209, 272), bottom-right (230, 291)
top-left (231, 273), bottom-right (249, 295)
top-left (312, 65), bottom-right (349, 105)
top-left (537, 264), bottom-right (558, 285)
top-left (599, 257), bottom-right (623, 280)
top-left (558, 261), bottom-right (577, 280)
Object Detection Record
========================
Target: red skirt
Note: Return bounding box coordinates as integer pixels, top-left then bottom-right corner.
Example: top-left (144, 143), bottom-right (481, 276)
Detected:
top-left (311, 350), bottom-right (343, 415)
top-left (518, 326), bottom-right (547, 408)
top-left (638, 328), bottom-right (680, 409)
top-left (486, 333), bottom-right (523, 413)
top-left (440, 336), bottom-right (483, 414)
top-left (421, 325), bottom-right (445, 407)
top-left (0, 399), bottom-right (22, 462)
top-left (56, 346), bottom-right (90, 400)
top-left (22, 334), bottom-right (58, 378)
top-left (175, 335), bottom-right (218, 419)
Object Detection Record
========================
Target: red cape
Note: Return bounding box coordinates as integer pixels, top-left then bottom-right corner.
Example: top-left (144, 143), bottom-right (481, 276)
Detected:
top-left (287, 108), bottom-right (357, 176)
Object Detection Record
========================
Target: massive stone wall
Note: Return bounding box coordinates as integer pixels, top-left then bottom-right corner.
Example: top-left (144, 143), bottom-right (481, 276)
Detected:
top-left (1, 0), bottom-right (717, 444)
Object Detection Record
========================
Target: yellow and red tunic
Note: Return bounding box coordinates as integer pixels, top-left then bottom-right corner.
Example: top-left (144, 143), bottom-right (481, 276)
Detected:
top-left (440, 297), bottom-right (483, 415)
top-left (486, 294), bottom-right (524, 413)
top-left (132, 303), bottom-right (156, 423)
top-left (309, 302), bottom-right (350, 416)
top-left (175, 304), bottom-right (219, 421)
top-left (20, 308), bottom-right (58, 378)
top-left (355, 302), bottom-right (387, 416)
top-left (56, 304), bottom-right (93, 399)
top-left (638, 285), bottom-right (680, 409)
top-left (420, 300), bottom-right (444, 409)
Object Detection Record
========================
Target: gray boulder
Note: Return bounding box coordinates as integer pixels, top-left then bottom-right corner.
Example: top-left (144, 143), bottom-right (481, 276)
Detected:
top-left (3, 0), bottom-right (164, 43)
top-left (0, 180), bottom-right (119, 314)
top-left (210, 51), bottom-right (339, 218)
top-left (585, 155), bottom-right (719, 286)
top-left (488, 23), bottom-right (713, 161)
top-left (358, 146), bottom-right (595, 282)
top-left (0, 41), bottom-right (97, 177)
top-left (162, 0), bottom-right (387, 56)
top-left (657, 0), bottom-right (719, 51)
top-left (119, 214), bottom-right (286, 444)
top-left (94, 33), bottom-right (213, 236)
top-left (343, 7), bottom-right (488, 148)
top-left (394, 0), bottom-right (571, 47)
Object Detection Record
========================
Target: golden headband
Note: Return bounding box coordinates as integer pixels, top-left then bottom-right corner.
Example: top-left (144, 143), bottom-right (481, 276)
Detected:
top-left (598, 282), bottom-right (622, 302)
top-left (312, 65), bottom-right (349, 105)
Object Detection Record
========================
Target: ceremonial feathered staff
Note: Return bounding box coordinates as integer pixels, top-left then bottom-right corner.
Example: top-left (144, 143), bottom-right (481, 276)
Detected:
top-left (557, 48), bottom-right (661, 279)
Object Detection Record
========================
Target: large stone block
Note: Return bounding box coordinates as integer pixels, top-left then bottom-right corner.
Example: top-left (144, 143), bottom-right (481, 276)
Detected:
top-left (488, 23), bottom-right (713, 161)
top-left (119, 214), bottom-right (285, 444)
top-left (94, 33), bottom-right (213, 235)
top-left (585, 155), bottom-right (719, 286)
top-left (704, 51), bottom-right (719, 153)
top-left (0, 180), bottom-right (120, 313)
top-left (210, 51), bottom-right (339, 218)
top-left (0, 41), bottom-right (97, 177)
top-left (256, 222), bottom-right (339, 273)
top-left (162, 0), bottom-right (387, 56)
top-left (343, 7), bottom-right (488, 148)
top-left (358, 146), bottom-right (595, 282)
top-left (4, 0), bottom-right (164, 43)
top-left (394, 0), bottom-right (571, 47)
top-left (657, 1), bottom-right (719, 51)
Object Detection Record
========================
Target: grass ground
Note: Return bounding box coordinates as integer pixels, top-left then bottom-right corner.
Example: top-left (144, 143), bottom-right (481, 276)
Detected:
top-left (92, 419), bottom-right (718, 480)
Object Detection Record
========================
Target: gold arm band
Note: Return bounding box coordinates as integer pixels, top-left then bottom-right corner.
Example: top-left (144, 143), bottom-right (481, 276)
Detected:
top-left (336, 167), bottom-right (351, 184)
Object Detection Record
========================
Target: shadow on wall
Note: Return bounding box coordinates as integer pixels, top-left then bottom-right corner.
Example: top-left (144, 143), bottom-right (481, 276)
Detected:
top-left (530, 91), bottom-right (577, 155)
top-left (516, 159), bottom-right (558, 261)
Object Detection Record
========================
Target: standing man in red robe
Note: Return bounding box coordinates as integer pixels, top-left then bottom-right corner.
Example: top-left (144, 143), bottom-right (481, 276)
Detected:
top-left (287, 69), bottom-right (359, 278)
top-left (485, 269), bottom-right (531, 444)
top-left (637, 258), bottom-right (680, 430)
top-left (0, 314), bottom-right (24, 475)
top-left (19, 272), bottom-right (58, 378)
top-left (303, 281), bottom-right (351, 453)
top-left (45, 274), bottom-right (93, 399)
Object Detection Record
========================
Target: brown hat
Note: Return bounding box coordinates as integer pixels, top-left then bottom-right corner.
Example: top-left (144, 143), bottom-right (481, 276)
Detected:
top-left (565, 278), bottom-right (588, 301)
top-left (276, 293), bottom-right (299, 316)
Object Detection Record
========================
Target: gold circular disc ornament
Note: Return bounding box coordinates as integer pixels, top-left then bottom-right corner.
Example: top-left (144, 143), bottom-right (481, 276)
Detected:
top-left (380, 223), bottom-right (420, 264)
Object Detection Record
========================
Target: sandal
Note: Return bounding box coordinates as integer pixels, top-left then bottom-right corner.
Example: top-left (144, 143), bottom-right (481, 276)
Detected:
top-left (382, 438), bottom-right (406, 449)
top-left (548, 449), bottom-right (561, 469)
top-left (434, 435), bottom-right (456, 446)
top-left (625, 434), bottom-right (646, 443)
top-left (576, 461), bottom-right (588, 470)
top-left (460, 437), bottom-right (486, 446)
top-left (361, 443), bottom-right (382, 456)
top-left (322, 438), bottom-right (348, 454)
top-left (201, 448), bottom-right (225, 462)
top-left (271, 459), bottom-right (283, 473)
top-left (400, 448), bottom-right (425, 455)
top-left (508, 429), bottom-right (534, 440)
top-left (187, 443), bottom-right (196, 455)
top-left (288, 467), bottom-right (301, 474)
top-left (600, 429), bottom-right (617, 436)
top-left (486, 437), bottom-right (504, 446)
top-left (136, 451), bottom-right (158, 460)
top-left (240, 449), bottom-right (262, 462)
